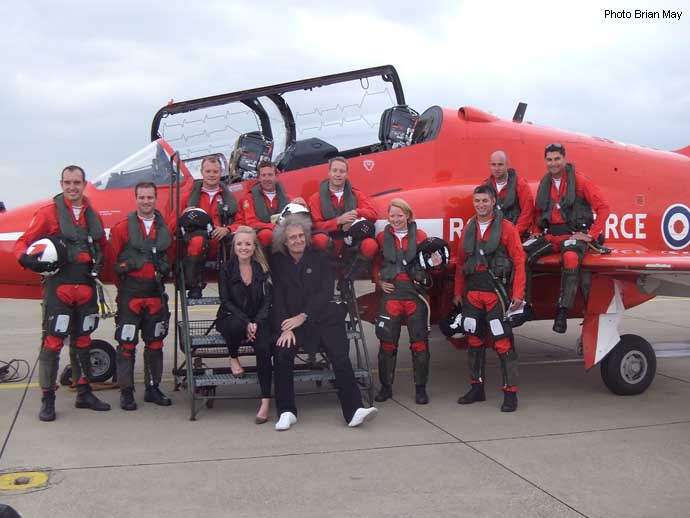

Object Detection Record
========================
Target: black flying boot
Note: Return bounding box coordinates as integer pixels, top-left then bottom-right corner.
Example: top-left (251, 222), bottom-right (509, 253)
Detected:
top-left (374, 384), bottom-right (393, 402)
top-left (457, 383), bottom-right (486, 404)
top-left (415, 385), bottom-right (429, 405)
top-left (120, 387), bottom-right (137, 411)
top-left (375, 347), bottom-right (397, 402)
top-left (39, 390), bottom-right (56, 422)
top-left (75, 384), bottom-right (111, 411)
top-left (552, 306), bottom-right (569, 334)
top-left (501, 391), bottom-right (518, 412)
top-left (144, 385), bottom-right (172, 406)
top-left (144, 348), bottom-right (172, 406)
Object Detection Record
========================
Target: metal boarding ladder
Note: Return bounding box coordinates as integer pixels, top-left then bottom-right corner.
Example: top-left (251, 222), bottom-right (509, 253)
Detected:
top-left (172, 274), bottom-right (374, 421)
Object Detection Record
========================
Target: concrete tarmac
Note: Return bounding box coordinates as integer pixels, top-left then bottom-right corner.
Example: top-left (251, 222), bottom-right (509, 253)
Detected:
top-left (1, 288), bottom-right (689, 518)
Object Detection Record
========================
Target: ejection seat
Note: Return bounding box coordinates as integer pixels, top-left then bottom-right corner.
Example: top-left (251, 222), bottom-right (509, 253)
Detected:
top-left (378, 104), bottom-right (420, 150)
top-left (227, 131), bottom-right (274, 183)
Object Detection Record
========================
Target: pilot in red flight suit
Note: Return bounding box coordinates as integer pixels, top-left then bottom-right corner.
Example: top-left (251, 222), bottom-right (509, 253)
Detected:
top-left (525, 143), bottom-right (611, 333)
top-left (174, 155), bottom-right (239, 299)
top-left (238, 160), bottom-right (304, 248)
top-left (15, 165), bottom-right (111, 421)
top-left (485, 150), bottom-right (535, 237)
top-left (308, 156), bottom-right (378, 277)
top-left (373, 199), bottom-right (433, 405)
top-left (109, 182), bottom-right (173, 411)
top-left (453, 184), bottom-right (526, 413)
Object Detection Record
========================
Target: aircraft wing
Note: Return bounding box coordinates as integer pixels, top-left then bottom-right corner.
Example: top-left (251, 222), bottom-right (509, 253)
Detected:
top-left (534, 247), bottom-right (690, 297)
top-left (534, 248), bottom-right (690, 272)
top-left (533, 247), bottom-right (690, 370)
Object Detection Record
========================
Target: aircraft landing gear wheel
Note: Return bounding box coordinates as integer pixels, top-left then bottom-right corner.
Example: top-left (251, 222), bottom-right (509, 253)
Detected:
top-left (89, 340), bottom-right (117, 383)
top-left (58, 340), bottom-right (116, 385)
top-left (600, 334), bottom-right (656, 395)
top-left (59, 365), bottom-right (73, 386)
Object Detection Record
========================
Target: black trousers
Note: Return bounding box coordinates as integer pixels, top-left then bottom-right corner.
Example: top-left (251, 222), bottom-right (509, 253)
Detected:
top-left (273, 322), bottom-right (363, 423)
top-left (216, 316), bottom-right (272, 398)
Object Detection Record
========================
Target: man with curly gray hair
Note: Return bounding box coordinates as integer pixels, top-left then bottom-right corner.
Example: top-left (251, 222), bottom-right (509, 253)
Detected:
top-left (269, 214), bottom-right (377, 431)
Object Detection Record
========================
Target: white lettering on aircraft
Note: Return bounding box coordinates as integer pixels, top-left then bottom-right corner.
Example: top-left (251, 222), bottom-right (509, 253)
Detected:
top-left (449, 218), bottom-right (464, 241)
top-left (605, 213), bottom-right (647, 240)
top-left (445, 215), bottom-right (648, 242)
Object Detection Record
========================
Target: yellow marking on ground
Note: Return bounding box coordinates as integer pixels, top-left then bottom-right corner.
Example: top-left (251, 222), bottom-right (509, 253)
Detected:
top-left (0, 376), bottom-right (186, 390)
top-left (0, 382), bottom-right (40, 390)
top-left (0, 471), bottom-right (49, 491)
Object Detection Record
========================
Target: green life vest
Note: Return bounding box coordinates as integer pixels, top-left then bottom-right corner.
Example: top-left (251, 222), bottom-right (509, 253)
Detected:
top-left (251, 181), bottom-right (289, 223)
top-left (379, 222), bottom-right (419, 282)
top-left (54, 193), bottom-right (103, 264)
top-left (114, 211), bottom-right (171, 278)
top-left (486, 168), bottom-right (519, 225)
top-left (535, 163), bottom-right (594, 232)
top-left (319, 179), bottom-right (357, 220)
top-left (461, 213), bottom-right (513, 284)
top-left (188, 180), bottom-right (237, 225)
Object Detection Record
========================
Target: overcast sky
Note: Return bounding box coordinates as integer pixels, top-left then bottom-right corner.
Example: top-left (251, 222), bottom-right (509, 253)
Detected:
top-left (1, 0), bottom-right (689, 209)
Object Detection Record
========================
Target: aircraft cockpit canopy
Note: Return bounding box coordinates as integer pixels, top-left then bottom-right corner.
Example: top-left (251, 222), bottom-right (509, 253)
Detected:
top-left (92, 141), bottom-right (181, 190)
top-left (149, 65), bottom-right (436, 178)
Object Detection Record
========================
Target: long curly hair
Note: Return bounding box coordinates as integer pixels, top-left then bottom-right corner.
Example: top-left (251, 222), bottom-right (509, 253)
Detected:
top-left (271, 214), bottom-right (312, 255)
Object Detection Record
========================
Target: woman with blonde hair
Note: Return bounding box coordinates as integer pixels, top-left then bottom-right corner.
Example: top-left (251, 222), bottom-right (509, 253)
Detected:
top-left (216, 226), bottom-right (273, 423)
top-left (373, 198), bottom-right (434, 405)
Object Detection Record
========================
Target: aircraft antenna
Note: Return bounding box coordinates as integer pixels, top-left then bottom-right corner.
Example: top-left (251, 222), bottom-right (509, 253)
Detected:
top-left (512, 102), bottom-right (527, 123)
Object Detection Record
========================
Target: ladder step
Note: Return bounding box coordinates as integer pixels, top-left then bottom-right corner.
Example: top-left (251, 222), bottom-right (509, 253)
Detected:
top-left (194, 368), bottom-right (370, 387)
top-left (190, 335), bottom-right (226, 347)
top-left (186, 297), bottom-right (221, 306)
top-left (190, 345), bottom-right (256, 357)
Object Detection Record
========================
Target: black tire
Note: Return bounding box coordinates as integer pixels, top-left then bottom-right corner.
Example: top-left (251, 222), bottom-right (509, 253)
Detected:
top-left (59, 365), bottom-right (73, 386)
top-left (89, 339), bottom-right (117, 383)
top-left (600, 334), bottom-right (656, 395)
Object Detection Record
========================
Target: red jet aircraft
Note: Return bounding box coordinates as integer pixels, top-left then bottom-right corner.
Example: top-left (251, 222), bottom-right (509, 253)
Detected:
top-left (2, 65), bottom-right (689, 395)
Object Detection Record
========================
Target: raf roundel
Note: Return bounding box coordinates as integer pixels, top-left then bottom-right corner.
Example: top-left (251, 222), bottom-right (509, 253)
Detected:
top-left (661, 203), bottom-right (690, 250)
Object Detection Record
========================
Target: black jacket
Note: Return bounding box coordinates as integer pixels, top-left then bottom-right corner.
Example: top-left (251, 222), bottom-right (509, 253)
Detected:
top-left (270, 247), bottom-right (344, 353)
top-left (216, 256), bottom-right (272, 326)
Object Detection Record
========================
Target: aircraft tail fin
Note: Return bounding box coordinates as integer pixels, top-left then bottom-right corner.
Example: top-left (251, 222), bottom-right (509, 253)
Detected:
top-left (673, 144), bottom-right (690, 157)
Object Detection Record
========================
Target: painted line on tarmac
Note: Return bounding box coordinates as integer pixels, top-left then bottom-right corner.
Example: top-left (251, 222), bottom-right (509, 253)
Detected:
top-left (0, 382), bottom-right (40, 390)
top-left (0, 376), bottom-right (176, 390)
